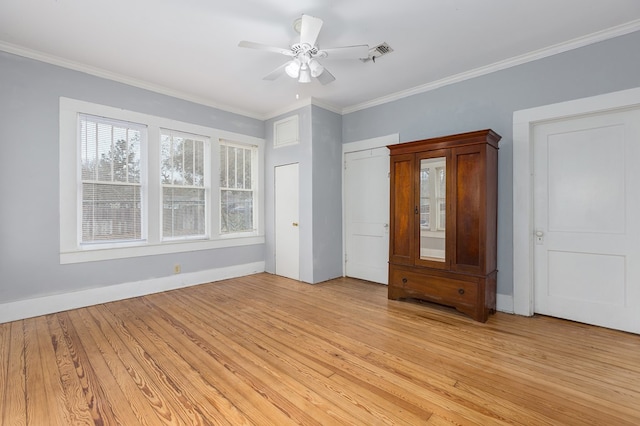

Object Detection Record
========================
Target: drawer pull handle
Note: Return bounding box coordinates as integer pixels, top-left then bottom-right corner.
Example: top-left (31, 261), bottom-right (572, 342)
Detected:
top-left (402, 278), bottom-right (408, 284)
top-left (458, 288), bottom-right (465, 295)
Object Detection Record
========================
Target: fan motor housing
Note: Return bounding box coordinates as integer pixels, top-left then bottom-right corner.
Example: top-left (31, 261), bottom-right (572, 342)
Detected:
top-left (291, 43), bottom-right (319, 56)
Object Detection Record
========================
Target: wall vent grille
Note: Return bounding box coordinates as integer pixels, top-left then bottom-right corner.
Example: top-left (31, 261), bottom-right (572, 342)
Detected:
top-left (361, 42), bottom-right (394, 62)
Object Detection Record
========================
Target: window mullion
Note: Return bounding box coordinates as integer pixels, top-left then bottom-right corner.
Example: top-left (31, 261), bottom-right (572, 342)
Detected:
top-left (170, 134), bottom-right (175, 185)
top-left (110, 125), bottom-right (115, 182)
top-left (94, 121), bottom-right (98, 181)
top-left (234, 148), bottom-right (239, 190)
top-left (92, 121), bottom-right (98, 241)
top-left (125, 128), bottom-right (130, 183)
top-left (252, 147), bottom-right (258, 232)
top-left (145, 126), bottom-right (160, 244)
top-left (245, 148), bottom-right (249, 190)
top-left (240, 148), bottom-right (245, 189)
top-left (181, 137), bottom-right (185, 186)
top-left (225, 147), bottom-right (229, 189)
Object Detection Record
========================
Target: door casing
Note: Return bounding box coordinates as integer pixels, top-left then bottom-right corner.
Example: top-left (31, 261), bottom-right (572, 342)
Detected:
top-left (342, 134), bottom-right (399, 280)
top-left (513, 87), bottom-right (640, 317)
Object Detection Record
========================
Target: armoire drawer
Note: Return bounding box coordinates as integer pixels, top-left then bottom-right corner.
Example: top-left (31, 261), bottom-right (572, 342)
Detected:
top-left (389, 266), bottom-right (478, 307)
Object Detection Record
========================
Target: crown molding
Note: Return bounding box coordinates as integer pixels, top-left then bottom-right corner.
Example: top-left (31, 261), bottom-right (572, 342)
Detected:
top-left (263, 97), bottom-right (313, 120)
top-left (342, 19), bottom-right (640, 115)
top-left (310, 98), bottom-right (343, 115)
top-left (0, 41), bottom-right (264, 120)
top-left (263, 97), bottom-right (342, 120)
top-left (3, 18), bottom-right (639, 120)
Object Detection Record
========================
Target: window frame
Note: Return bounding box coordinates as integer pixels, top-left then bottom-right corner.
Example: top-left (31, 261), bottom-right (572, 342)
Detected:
top-left (78, 113), bottom-right (148, 245)
top-left (160, 128), bottom-right (211, 242)
top-left (219, 140), bottom-right (259, 237)
top-left (60, 97), bottom-right (264, 264)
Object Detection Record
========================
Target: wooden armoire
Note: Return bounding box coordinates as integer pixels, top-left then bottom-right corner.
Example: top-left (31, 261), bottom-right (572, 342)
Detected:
top-left (387, 129), bottom-right (500, 322)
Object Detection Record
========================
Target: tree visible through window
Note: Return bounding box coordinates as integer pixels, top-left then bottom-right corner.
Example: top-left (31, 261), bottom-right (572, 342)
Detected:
top-left (80, 114), bottom-right (144, 243)
top-left (161, 131), bottom-right (208, 240)
top-left (220, 141), bottom-right (255, 233)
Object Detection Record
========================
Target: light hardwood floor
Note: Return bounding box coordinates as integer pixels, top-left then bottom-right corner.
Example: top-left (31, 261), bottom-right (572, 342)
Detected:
top-left (1, 273), bottom-right (639, 425)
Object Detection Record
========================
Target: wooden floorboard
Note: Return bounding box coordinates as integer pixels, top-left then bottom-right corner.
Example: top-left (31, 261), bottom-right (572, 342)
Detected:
top-left (1, 273), bottom-right (640, 425)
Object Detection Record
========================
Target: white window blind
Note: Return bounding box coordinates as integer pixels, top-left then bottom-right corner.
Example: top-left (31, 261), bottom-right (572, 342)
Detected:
top-left (161, 130), bottom-right (209, 240)
top-left (220, 141), bottom-right (256, 234)
top-left (79, 114), bottom-right (146, 244)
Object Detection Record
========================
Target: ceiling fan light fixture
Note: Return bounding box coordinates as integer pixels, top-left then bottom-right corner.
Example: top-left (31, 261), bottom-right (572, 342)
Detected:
top-left (309, 59), bottom-right (324, 77)
top-left (239, 14), bottom-right (367, 86)
top-left (285, 59), bottom-right (301, 78)
top-left (298, 66), bottom-right (311, 83)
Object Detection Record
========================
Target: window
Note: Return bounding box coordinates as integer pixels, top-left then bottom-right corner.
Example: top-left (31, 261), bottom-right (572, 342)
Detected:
top-left (161, 130), bottom-right (209, 240)
top-left (60, 98), bottom-right (264, 264)
top-left (80, 114), bottom-right (146, 244)
top-left (220, 141), bottom-right (256, 234)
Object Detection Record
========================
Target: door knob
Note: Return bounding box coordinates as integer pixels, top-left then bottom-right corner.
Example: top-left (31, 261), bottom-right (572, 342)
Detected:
top-left (292, 222), bottom-right (299, 227)
top-left (535, 231), bottom-right (544, 237)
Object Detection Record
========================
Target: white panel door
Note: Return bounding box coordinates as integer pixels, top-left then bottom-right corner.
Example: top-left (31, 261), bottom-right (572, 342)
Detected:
top-left (345, 147), bottom-right (390, 284)
top-left (275, 163), bottom-right (299, 280)
top-left (533, 107), bottom-right (640, 333)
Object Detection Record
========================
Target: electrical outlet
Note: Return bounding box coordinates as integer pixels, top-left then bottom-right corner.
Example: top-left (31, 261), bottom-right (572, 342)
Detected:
top-left (173, 264), bottom-right (181, 274)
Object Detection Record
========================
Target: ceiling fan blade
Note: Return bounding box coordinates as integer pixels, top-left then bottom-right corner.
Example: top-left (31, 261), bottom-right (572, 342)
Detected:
top-left (238, 40), bottom-right (293, 56)
top-left (320, 44), bottom-right (370, 60)
top-left (316, 68), bottom-right (335, 85)
top-left (263, 62), bottom-right (289, 81)
top-left (300, 14), bottom-right (323, 47)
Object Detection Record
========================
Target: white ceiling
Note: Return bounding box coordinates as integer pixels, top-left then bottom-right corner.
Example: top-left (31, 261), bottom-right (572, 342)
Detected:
top-left (2, 1), bottom-right (640, 119)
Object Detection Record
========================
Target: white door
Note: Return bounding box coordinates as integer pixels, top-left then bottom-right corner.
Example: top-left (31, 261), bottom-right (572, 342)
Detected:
top-left (344, 147), bottom-right (390, 284)
top-left (275, 163), bottom-right (299, 280)
top-left (533, 107), bottom-right (640, 333)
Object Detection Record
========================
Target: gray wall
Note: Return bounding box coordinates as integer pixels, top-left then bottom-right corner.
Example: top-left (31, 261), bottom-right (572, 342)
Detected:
top-left (2, 29), bottom-right (639, 305)
top-left (264, 106), bottom-right (315, 282)
top-left (343, 31), bottom-right (640, 296)
top-left (263, 105), bottom-right (344, 284)
top-left (0, 51), bottom-right (265, 304)
top-left (311, 105), bottom-right (343, 283)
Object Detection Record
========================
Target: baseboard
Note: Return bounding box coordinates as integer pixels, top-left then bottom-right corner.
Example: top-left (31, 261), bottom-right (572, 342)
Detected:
top-left (0, 261), bottom-right (265, 324)
top-left (496, 293), bottom-right (514, 314)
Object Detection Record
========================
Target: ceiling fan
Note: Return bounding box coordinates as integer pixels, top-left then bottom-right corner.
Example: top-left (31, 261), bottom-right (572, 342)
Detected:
top-left (238, 14), bottom-right (369, 85)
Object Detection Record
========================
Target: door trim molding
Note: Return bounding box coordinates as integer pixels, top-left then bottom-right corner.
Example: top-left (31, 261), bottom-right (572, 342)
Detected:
top-left (512, 87), bottom-right (640, 316)
top-left (342, 134), bottom-right (400, 277)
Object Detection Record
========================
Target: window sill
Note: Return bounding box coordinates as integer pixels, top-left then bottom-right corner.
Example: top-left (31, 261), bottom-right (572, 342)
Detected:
top-left (60, 235), bottom-right (265, 264)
